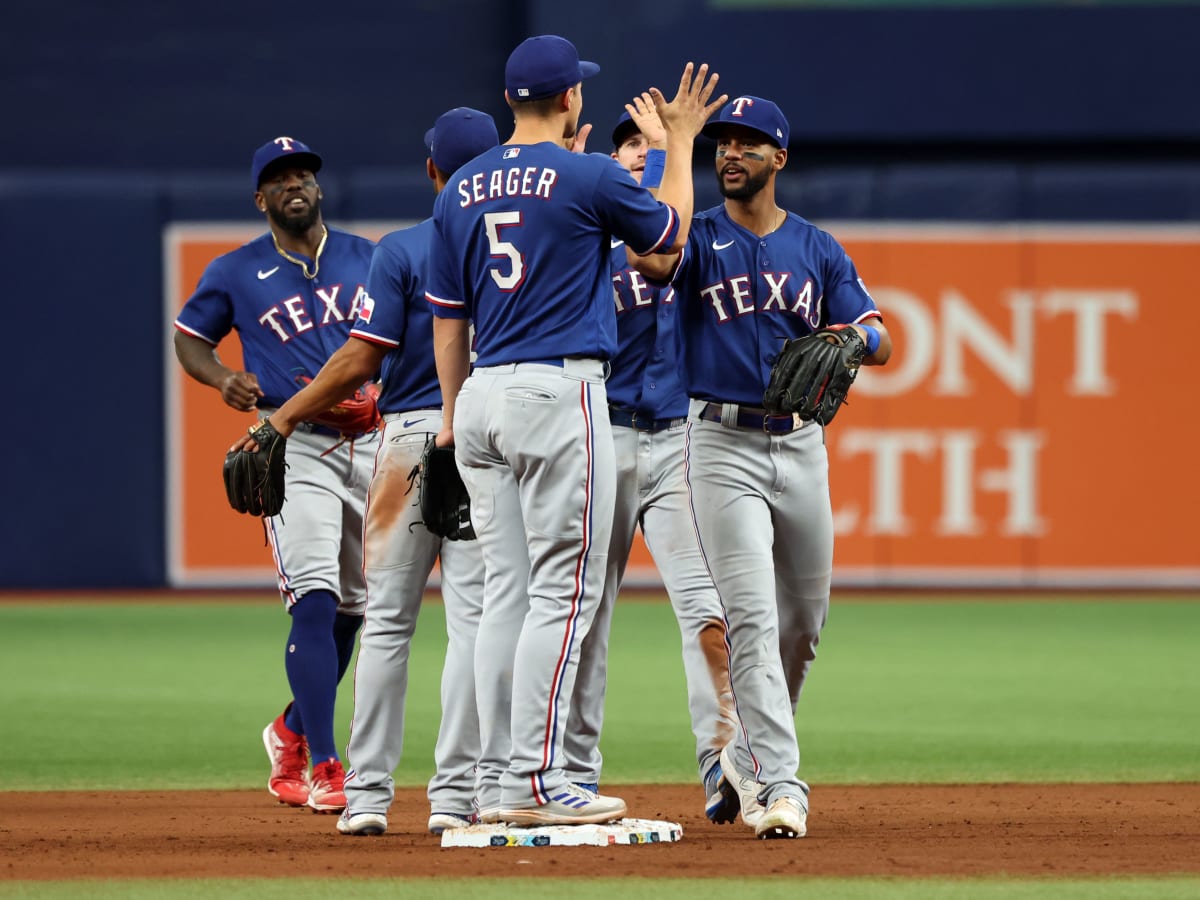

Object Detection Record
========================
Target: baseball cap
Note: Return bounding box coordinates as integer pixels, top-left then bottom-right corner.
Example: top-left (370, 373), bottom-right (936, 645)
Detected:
top-left (505, 34), bottom-right (599, 101)
top-left (251, 137), bottom-right (323, 190)
top-left (701, 96), bottom-right (790, 148)
top-left (424, 107), bottom-right (500, 175)
top-left (611, 110), bottom-right (639, 148)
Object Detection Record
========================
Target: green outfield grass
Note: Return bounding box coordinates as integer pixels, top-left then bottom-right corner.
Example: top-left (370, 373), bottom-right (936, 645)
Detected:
top-left (1, 594), bottom-right (1197, 790)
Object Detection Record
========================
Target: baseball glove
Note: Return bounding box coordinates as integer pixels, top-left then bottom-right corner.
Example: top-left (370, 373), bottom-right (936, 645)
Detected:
top-left (415, 436), bottom-right (476, 541)
top-left (223, 419), bottom-right (287, 517)
top-left (300, 379), bottom-right (382, 436)
top-left (762, 326), bottom-right (867, 426)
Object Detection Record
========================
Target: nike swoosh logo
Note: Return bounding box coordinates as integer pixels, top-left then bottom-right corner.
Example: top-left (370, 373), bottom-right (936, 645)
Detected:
top-left (611, 239), bottom-right (625, 249)
top-left (402, 418), bottom-right (427, 428)
top-left (713, 240), bottom-right (735, 251)
top-left (257, 266), bottom-right (280, 280)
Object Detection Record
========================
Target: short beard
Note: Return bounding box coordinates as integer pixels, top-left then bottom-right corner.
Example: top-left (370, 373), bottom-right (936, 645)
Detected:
top-left (718, 167), bottom-right (770, 200)
top-left (268, 196), bottom-right (321, 237)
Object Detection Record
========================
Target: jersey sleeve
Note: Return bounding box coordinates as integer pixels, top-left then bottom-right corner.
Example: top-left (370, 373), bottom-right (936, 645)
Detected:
top-left (174, 261), bottom-right (234, 345)
top-left (424, 192), bottom-right (469, 320)
top-left (351, 240), bottom-right (411, 348)
top-left (592, 158), bottom-right (680, 257)
top-left (822, 234), bottom-right (881, 326)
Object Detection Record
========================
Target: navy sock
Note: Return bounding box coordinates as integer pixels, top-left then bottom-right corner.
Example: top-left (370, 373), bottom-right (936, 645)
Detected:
top-left (282, 590), bottom-right (340, 763)
top-left (333, 612), bottom-right (363, 682)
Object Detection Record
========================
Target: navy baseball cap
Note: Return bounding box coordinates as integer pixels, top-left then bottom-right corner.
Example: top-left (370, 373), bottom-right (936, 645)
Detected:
top-left (701, 96), bottom-right (790, 148)
top-left (611, 110), bottom-right (638, 147)
top-left (505, 35), bottom-right (599, 101)
top-left (251, 137), bottom-right (322, 190)
top-left (424, 107), bottom-right (500, 175)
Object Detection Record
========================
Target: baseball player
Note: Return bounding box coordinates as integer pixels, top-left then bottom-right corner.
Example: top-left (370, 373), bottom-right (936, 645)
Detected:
top-left (632, 96), bottom-right (893, 839)
top-left (563, 105), bottom-right (737, 805)
top-left (426, 35), bottom-right (726, 826)
top-left (229, 110), bottom-right (500, 837)
top-left (174, 137), bottom-right (378, 813)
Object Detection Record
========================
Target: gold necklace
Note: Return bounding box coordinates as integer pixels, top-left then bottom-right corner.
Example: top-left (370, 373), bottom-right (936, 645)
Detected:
top-left (272, 225), bottom-right (328, 280)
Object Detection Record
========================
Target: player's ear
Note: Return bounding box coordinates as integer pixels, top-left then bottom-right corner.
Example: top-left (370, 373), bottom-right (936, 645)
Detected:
top-left (774, 147), bottom-right (788, 172)
top-left (426, 158), bottom-right (439, 184)
top-left (254, 191), bottom-right (266, 212)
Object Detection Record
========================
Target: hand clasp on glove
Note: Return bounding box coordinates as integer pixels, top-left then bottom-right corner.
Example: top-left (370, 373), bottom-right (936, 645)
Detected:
top-left (223, 418), bottom-right (288, 517)
top-left (414, 436), bottom-right (476, 541)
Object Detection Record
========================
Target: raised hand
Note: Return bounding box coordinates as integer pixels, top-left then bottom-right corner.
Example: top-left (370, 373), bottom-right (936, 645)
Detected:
top-left (568, 122), bottom-right (593, 154)
top-left (648, 63), bottom-right (727, 142)
top-left (625, 92), bottom-right (667, 146)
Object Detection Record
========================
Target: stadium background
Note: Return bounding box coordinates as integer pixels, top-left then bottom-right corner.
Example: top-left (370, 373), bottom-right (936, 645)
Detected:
top-left (4, 0), bottom-right (1199, 590)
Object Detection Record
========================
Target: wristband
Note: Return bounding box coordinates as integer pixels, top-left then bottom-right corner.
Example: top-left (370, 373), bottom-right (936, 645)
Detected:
top-left (641, 148), bottom-right (666, 189)
top-left (860, 324), bottom-right (881, 356)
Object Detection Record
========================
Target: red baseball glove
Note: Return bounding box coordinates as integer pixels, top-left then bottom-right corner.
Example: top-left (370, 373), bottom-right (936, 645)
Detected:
top-left (301, 380), bottom-right (382, 436)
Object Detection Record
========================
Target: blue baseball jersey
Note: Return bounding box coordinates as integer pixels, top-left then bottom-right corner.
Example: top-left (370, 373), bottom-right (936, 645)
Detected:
top-left (425, 143), bottom-right (680, 367)
top-left (175, 228), bottom-right (375, 407)
top-left (605, 241), bottom-right (689, 419)
top-left (349, 220), bottom-right (441, 414)
top-left (673, 207), bottom-right (881, 406)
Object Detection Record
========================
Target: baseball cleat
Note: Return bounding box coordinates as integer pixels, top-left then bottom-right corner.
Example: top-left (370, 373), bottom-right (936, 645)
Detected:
top-left (307, 758), bottom-right (347, 813)
top-left (498, 784), bottom-right (626, 826)
top-left (262, 711), bottom-right (310, 808)
top-left (719, 743), bottom-right (767, 828)
top-left (703, 759), bottom-right (740, 825)
top-left (477, 806), bottom-right (504, 824)
top-left (337, 809), bottom-right (388, 836)
top-left (427, 811), bottom-right (478, 834)
top-left (754, 796), bottom-right (807, 840)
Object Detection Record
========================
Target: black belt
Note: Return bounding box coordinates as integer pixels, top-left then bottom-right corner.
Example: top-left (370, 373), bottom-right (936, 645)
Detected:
top-left (698, 402), bottom-right (803, 435)
top-left (609, 405), bottom-right (687, 433)
top-left (504, 357), bottom-right (565, 367)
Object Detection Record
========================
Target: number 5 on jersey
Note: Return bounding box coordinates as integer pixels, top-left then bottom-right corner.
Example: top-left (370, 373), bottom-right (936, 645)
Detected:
top-left (485, 211), bottom-right (525, 291)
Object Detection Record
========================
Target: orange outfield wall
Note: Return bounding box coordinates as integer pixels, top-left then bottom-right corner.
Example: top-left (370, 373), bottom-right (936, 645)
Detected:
top-left (165, 223), bottom-right (1200, 589)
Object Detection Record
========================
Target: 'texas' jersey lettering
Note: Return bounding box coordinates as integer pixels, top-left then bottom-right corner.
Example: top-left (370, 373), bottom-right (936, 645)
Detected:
top-left (257, 284), bottom-right (370, 342)
top-left (698, 272), bottom-right (819, 326)
top-left (457, 166), bottom-right (558, 208)
top-left (612, 267), bottom-right (659, 314)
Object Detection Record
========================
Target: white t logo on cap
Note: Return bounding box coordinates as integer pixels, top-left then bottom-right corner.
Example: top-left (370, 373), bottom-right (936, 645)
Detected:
top-left (731, 97), bottom-right (754, 117)
top-left (274, 136), bottom-right (297, 151)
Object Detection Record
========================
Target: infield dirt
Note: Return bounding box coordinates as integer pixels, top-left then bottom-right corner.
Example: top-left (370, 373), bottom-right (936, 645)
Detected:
top-left (4, 783), bottom-right (1197, 881)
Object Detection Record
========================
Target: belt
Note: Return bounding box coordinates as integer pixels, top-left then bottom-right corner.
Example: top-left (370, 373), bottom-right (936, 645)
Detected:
top-left (261, 409), bottom-right (368, 440)
top-left (382, 407), bottom-right (441, 423)
top-left (698, 402), bottom-right (804, 435)
top-left (609, 405), bottom-right (687, 433)
top-left (497, 357), bottom-right (565, 368)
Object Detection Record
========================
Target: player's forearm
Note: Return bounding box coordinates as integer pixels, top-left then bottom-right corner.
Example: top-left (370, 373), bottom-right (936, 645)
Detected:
top-left (654, 132), bottom-right (696, 253)
top-left (854, 320), bottom-right (893, 366)
top-left (432, 317), bottom-right (471, 429)
top-left (270, 338), bottom-right (384, 436)
top-left (173, 330), bottom-right (232, 389)
top-left (626, 244), bottom-right (677, 284)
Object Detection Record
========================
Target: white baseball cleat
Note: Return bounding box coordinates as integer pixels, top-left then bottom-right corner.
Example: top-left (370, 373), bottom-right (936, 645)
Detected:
top-left (719, 743), bottom-right (767, 828)
top-left (336, 809), bottom-right (388, 836)
top-left (754, 796), bottom-right (807, 840)
top-left (499, 784), bottom-right (627, 826)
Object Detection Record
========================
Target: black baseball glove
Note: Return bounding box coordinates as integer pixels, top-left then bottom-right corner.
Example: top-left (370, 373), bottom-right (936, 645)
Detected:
top-left (223, 419), bottom-right (287, 517)
top-left (416, 436), bottom-right (476, 541)
top-left (762, 327), bottom-right (867, 426)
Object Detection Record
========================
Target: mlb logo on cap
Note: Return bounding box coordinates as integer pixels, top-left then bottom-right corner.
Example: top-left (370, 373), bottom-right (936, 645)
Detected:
top-left (251, 136), bottom-right (323, 190)
top-left (505, 34), bottom-right (600, 102)
top-left (701, 96), bottom-right (790, 148)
